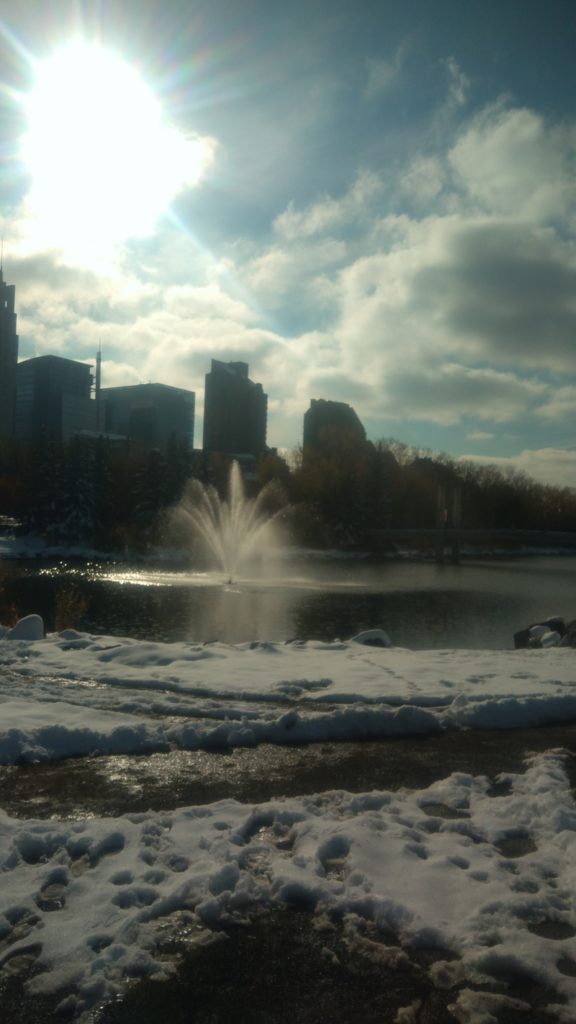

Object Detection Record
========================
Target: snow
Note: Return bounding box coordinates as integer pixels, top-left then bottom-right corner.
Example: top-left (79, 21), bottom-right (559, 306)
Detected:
top-left (1, 616), bottom-right (576, 1020)
top-left (2, 614), bottom-right (45, 641)
top-left (1, 626), bottom-right (576, 761)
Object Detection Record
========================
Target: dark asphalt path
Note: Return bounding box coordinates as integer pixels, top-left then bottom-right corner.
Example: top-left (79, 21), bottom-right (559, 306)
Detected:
top-left (1, 724), bottom-right (576, 820)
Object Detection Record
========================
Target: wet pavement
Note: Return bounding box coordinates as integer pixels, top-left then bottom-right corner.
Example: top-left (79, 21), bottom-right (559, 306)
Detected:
top-left (1, 724), bottom-right (576, 820)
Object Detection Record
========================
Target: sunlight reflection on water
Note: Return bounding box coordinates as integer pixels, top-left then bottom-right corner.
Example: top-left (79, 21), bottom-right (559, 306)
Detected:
top-left (12, 554), bottom-right (576, 649)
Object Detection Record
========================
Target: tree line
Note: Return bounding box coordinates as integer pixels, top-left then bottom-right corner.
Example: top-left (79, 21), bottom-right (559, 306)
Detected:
top-left (0, 431), bottom-right (574, 553)
top-left (287, 431), bottom-right (576, 548)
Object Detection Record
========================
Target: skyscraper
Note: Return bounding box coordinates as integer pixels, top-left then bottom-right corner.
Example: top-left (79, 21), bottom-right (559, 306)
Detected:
top-left (0, 267), bottom-right (19, 438)
top-left (303, 398), bottom-right (367, 455)
top-left (15, 355), bottom-right (96, 443)
top-left (101, 383), bottom-right (195, 449)
top-left (203, 360), bottom-right (268, 458)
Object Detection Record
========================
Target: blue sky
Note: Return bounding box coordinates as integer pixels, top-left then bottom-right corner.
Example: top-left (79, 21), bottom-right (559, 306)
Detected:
top-left (1, 0), bottom-right (576, 487)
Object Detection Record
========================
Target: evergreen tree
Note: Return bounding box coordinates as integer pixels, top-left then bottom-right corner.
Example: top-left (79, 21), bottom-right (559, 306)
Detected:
top-left (21, 439), bottom-right (66, 540)
top-left (60, 438), bottom-right (97, 543)
top-left (132, 448), bottom-right (168, 541)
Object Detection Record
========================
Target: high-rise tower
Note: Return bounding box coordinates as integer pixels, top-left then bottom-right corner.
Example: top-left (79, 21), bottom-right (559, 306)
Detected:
top-left (101, 382), bottom-right (195, 449)
top-left (303, 398), bottom-right (366, 454)
top-left (203, 360), bottom-right (268, 458)
top-left (15, 355), bottom-right (96, 442)
top-left (0, 265), bottom-right (19, 438)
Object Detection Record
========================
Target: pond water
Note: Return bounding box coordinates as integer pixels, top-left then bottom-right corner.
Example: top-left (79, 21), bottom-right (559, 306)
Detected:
top-left (6, 553), bottom-right (575, 649)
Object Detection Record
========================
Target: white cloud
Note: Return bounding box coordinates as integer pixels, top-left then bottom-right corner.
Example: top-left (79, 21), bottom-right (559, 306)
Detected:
top-left (375, 364), bottom-right (547, 426)
top-left (163, 284), bottom-right (255, 324)
top-left (536, 386), bottom-right (576, 420)
top-left (401, 156), bottom-right (445, 204)
top-left (139, 319), bottom-right (286, 388)
top-left (330, 210), bottom-right (576, 384)
top-left (273, 170), bottom-right (383, 240)
top-left (246, 238), bottom-right (346, 298)
top-left (301, 370), bottom-right (372, 405)
top-left (466, 431), bottom-right (495, 441)
top-left (449, 104), bottom-right (576, 222)
top-left (411, 220), bottom-right (576, 372)
top-left (100, 361), bottom-right (143, 388)
top-left (459, 449), bottom-right (576, 490)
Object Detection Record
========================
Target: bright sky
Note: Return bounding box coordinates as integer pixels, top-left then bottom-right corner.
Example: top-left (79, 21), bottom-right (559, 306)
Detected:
top-left (1, 0), bottom-right (575, 487)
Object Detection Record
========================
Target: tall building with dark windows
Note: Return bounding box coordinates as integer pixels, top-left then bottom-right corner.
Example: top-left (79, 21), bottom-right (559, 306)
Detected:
top-left (0, 268), bottom-right (19, 438)
top-left (15, 355), bottom-right (96, 443)
top-left (303, 398), bottom-right (367, 455)
top-left (202, 360), bottom-right (267, 458)
top-left (101, 383), bottom-right (195, 449)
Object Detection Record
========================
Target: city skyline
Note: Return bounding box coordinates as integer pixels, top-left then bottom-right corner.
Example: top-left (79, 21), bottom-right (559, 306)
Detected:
top-left (1, 1), bottom-right (575, 487)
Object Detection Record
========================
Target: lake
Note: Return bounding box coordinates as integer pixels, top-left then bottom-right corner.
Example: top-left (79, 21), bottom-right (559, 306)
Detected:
top-left (6, 553), bottom-right (575, 649)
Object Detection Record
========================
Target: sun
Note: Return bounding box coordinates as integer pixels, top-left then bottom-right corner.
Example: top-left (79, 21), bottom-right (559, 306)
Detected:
top-left (20, 41), bottom-right (214, 264)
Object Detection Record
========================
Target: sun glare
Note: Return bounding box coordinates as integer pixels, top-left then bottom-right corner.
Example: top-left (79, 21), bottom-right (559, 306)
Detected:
top-left (20, 41), bottom-right (213, 264)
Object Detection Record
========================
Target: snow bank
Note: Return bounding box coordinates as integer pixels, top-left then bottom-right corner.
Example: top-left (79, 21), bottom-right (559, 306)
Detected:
top-left (0, 626), bottom-right (575, 763)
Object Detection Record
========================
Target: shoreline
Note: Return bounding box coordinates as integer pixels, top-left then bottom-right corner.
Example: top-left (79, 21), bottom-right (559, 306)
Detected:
top-left (2, 528), bottom-right (576, 564)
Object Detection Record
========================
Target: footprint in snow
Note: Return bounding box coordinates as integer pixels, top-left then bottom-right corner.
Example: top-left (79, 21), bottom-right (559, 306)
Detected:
top-left (35, 867), bottom-right (69, 911)
top-left (0, 907), bottom-right (41, 957)
top-left (494, 834), bottom-right (537, 858)
top-left (318, 835), bottom-right (351, 880)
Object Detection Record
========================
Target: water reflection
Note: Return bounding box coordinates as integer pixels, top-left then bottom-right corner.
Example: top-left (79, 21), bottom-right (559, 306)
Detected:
top-left (9, 555), bottom-right (575, 649)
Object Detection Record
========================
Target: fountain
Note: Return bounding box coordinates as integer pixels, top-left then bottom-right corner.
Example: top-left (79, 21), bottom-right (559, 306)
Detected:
top-left (172, 461), bottom-right (288, 580)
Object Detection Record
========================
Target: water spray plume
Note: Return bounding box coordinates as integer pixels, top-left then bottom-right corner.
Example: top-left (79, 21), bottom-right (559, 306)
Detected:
top-left (174, 462), bottom-right (287, 579)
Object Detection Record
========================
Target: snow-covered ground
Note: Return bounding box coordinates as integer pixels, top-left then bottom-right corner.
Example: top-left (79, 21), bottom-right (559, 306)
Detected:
top-left (1, 618), bottom-right (576, 1021)
top-left (1, 621), bottom-right (576, 761)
